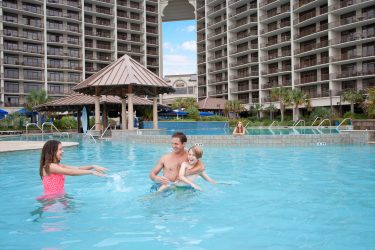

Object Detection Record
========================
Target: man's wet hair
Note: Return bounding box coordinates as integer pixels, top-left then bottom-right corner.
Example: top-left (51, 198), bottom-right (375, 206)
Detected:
top-left (172, 132), bottom-right (187, 143)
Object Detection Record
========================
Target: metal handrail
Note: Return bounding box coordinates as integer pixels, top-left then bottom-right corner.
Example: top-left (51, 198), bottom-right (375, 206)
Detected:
top-left (293, 119), bottom-right (305, 128)
top-left (311, 117), bottom-right (321, 126)
top-left (83, 124), bottom-right (97, 143)
top-left (100, 124), bottom-right (112, 139)
top-left (42, 122), bottom-right (69, 137)
top-left (336, 118), bottom-right (353, 130)
top-left (269, 121), bottom-right (278, 128)
top-left (317, 119), bottom-right (331, 129)
top-left (26, 123), bottom-right (42, 134)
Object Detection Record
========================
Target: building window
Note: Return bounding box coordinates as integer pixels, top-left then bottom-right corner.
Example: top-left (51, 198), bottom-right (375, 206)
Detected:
top-left (24, 70), bottom-right (42, 80)
top-left (24, 83), bottom-right (42, 93)
top-left (174, 80), bottom-right (186, 88)
top-left (48, 84), bottom-right (64, 94)
top-left (48, 71), bottom-right (64, 81)
top-left (4, 68), bottom-right (19, 79)
top-left (5, 82), bottom-right (19, 92)
top-left (5, 96), bottom-right (19, 106)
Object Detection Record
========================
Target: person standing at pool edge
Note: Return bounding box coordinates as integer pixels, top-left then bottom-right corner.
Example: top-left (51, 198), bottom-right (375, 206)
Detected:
top-left (149, 132), bottom-right (203, 191)
top-left (40, 140), bottom-right (107, 196)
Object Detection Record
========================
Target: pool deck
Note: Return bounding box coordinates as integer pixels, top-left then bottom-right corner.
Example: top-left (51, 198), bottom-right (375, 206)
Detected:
top-left (0, 141), bottom-right (79, 153)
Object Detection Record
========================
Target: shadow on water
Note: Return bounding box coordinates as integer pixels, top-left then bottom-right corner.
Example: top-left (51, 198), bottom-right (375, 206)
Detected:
top-left (30, 194), bottom-right (76, 223)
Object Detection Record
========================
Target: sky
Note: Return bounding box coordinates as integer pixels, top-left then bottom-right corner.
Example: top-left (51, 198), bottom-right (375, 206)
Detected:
top-left (162, 20), bottom-right (197, 76)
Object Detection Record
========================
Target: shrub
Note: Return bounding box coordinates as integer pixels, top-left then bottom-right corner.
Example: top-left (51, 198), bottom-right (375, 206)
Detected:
top-left (54, 116), bottom-right (77, 130)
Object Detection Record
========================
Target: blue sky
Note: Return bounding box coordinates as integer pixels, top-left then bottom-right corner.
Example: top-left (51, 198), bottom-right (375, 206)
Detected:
top-left (162, 20), bottom-right (197, 76)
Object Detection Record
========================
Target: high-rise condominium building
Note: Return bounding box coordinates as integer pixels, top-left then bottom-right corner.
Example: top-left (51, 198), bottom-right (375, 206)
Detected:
top-left (197, 0), bottom-right (375, 112)
top-left (1, 0), bottom-right (375, 112)
top-left (1, 0), bottom-right (161, 110)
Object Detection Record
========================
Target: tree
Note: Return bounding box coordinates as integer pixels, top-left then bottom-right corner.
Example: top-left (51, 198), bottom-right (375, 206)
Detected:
top-left (290, 88), bottom-right (309, 121)
top-left (265, 104), bottom-right (277, 120)
top-left (363, 87), bottom-right (375, 118)
top-left (25, 90), bottom-right (51, 123)
top-left (271, 87), bottom-right (292, 122)
top-left (254, 103), bottom-right (263, 120)
top-left (342, 89), bottom-right (365, 113)
top-left (171, 97), bottom-right (198, 110)
top-left (224, 100), bottom-right (245, 118)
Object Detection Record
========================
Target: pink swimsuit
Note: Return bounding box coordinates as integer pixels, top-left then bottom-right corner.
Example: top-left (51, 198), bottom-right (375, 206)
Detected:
top-left (42, 173), bottom-right (65, 195)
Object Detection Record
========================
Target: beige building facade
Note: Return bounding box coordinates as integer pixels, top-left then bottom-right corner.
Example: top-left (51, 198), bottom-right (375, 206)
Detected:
top-left (161, 74), bottom-right (197, 105)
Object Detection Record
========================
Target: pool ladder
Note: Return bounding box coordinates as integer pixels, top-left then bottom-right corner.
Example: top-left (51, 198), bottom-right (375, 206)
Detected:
top-left (41, 122), bottom-right (69, 137)
top-left (26, 123), bottom-right (42, 134)
top-left (336, 118), bottom-right (353, 131)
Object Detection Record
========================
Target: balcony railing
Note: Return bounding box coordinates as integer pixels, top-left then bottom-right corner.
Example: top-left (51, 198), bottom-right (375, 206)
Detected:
top-left (229, 31), bottom-right (257, 42)
top-left (261, 21), bottom-right (291, 34)
top-left (295, 58), bottom-right (330, 69)
top-left (332, 32), bottom-right (375, 45)
top-left (293, 0), bottom-right (315, 9)
top-left (294, 23), bottom-right (328, 39)
top-left (333, 69), bottom-right (375, 79)
top-left (329, 0), bottom-right (366, 12)
top-left (295, 40), bottom-right (329, 54)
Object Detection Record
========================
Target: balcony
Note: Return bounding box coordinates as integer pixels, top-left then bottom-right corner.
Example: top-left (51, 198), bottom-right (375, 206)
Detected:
top-left (293, 0), bottom-right (315, 10)
top-left (208, 89), bottom-right (228, 96)
top-left (229, 31), bottom-right (257, 43)
top-left (261, 66), bottom-right (291, 75)
top-left (230, 71), bottom-right (258, 80)
top-left (334, 69), bottom-right (375, 79)
top-left (259, 0), bottom-right (278, 8)
top-left (295, 58), bottom-right (330, 69)
top-left (332, 32), bottom-right (375, 45)
top-left (294, 6), bottom-right (328, 24)
top-left (329, 0), bottom-right (366, 12)
top-left (261, 21), bottom-right (291, 34)
top-left (230, 58), bottom-right (259, 67)
top-left (261, 37), bottom-right (291, 48)
top-left (332, 52), bottom-right (375, 62)
top-left (230, 85), bottom-right (249, 93)
top-left (294, 23), bottom-right (328, 39)
top-left (295, 40), bottom-right (329, 54)
top-left (208, 78), bottom-right (228, 84)
top-left (229, 17), bottom-right (257, 30)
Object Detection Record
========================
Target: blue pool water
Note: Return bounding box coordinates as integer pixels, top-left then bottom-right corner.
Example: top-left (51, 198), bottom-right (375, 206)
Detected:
top-left (143, 121), bottom-right (339, 135)
top-left (0, 137), bottom-right (374, 249)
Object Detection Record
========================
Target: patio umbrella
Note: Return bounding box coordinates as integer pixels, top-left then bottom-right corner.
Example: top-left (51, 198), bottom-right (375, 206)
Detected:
top-left (0, 109), bottom-right (8, 119)
top-left (199, 111), bottom-right (214, 116)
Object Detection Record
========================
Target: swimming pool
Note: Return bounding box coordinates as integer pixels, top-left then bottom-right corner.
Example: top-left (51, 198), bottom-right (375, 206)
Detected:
top-left (143, 121), bottom-right (340, 135)
top-left (0, 138), bottom-right (374, 249)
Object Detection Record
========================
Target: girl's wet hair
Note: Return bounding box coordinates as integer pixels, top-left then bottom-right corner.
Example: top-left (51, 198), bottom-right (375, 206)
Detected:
top-left (188, 145), bottom-right (203, 159)
top-left (40, 140), bottom-right (61, 178)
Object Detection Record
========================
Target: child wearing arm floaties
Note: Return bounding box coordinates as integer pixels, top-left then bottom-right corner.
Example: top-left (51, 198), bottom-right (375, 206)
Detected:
top-left (40, 140), bottom-right (107, 196)
top-left (177, 145), bottom-right (216, 191)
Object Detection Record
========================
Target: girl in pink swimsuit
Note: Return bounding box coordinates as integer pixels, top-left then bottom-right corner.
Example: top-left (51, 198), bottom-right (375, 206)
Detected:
top-left (40, 140), bottom-right (107, 196)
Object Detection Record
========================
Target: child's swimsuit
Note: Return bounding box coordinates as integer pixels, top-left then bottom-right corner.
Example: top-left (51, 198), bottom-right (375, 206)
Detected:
top-left (42, 173), bottom-right (65, 195)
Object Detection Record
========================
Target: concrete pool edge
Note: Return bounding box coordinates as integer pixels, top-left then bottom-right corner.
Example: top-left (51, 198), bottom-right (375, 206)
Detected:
top-left (0, 141), bottom-right (79, 153)
top-left (112, 130), bottom-right (373, 146)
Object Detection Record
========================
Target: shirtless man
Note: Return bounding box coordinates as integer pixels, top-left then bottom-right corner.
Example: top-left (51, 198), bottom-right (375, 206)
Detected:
top-left (149, 132), bottom-right (203, 192)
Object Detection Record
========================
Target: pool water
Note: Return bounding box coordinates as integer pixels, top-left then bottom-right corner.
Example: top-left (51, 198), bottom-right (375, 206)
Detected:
top-left (0, 138), bottom-right (374, 249)
top-left (143, 121), bottom-right (339, 135)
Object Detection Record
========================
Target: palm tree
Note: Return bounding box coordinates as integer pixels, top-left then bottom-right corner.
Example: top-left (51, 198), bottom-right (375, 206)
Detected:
top-left (363, 87), bottom-right (375, 118)
top-left (224, 100), bottom-right (244, 118)
top-left (265, 104), bottom-right (277, 120)
top-left (254, 103), bottom-right (263, 120)
top-left (342, 89), bottom-right (365, 113)
top-left (291, 89), bottom-right (309, 121)
top-left (271, 87), bottom-right (292, 122)
top-left (25, 89), bottom-right (51, 123)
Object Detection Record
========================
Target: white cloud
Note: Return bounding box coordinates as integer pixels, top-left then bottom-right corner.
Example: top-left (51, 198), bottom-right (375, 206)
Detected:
top-left (163, 54), bottom-right (196, 75)
top-left (177, 25), bottom-right (196, 33)
top-left (163, 42), bottom-right (175, 52)
top-left (186, 25), bottom-right (196, 32)
top-left (180, 41), bottom-right (196, 51)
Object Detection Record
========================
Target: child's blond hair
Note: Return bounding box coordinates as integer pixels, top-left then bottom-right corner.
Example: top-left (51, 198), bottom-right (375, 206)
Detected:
top-left (188, 145), bottom-right (203, 159)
